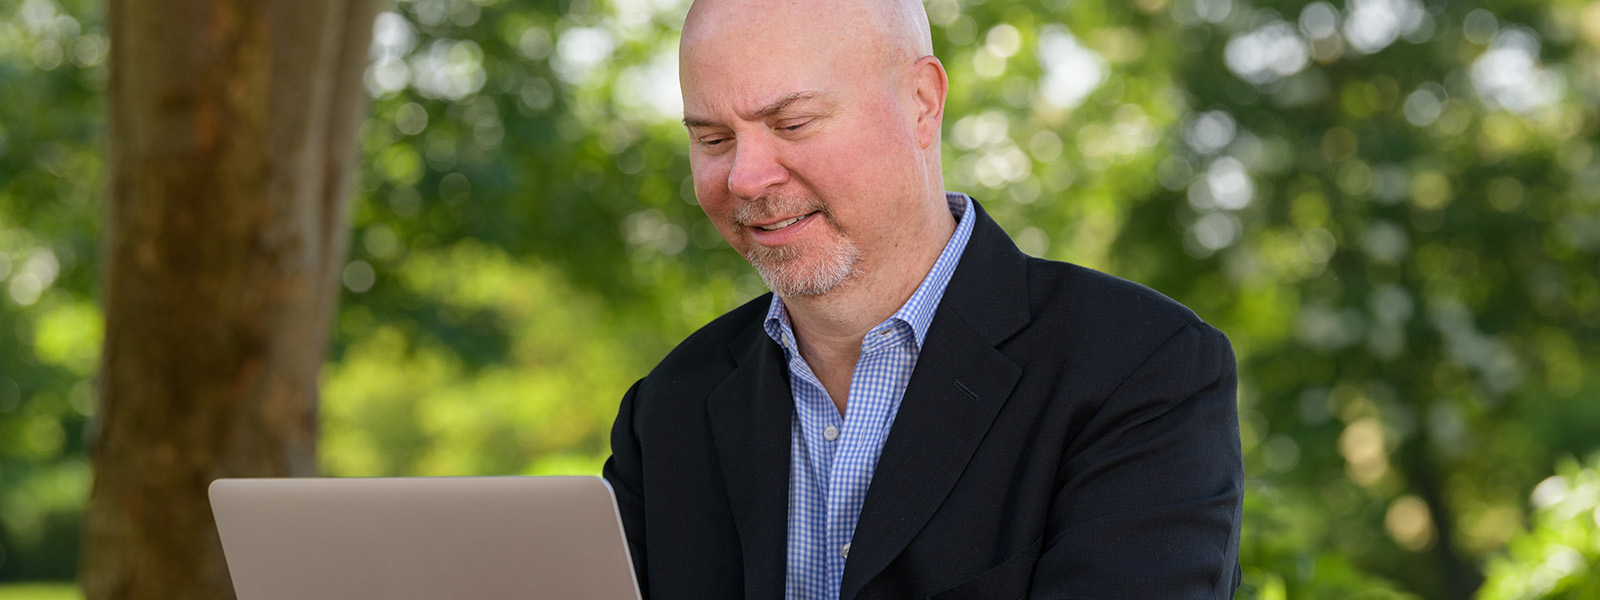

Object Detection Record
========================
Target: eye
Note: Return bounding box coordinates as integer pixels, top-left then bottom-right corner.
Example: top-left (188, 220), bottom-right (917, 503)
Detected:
top-left (777, 120), bottom-right (810, 133)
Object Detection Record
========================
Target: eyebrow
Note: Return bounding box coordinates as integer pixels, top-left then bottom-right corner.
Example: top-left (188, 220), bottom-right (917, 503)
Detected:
top-left (682, 91), bottom-right (822, 129)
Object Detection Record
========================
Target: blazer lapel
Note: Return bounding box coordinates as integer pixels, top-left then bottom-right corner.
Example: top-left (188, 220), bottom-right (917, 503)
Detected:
top-left (840, 201), bottom-right (1031, 600)
top-left (707, 318), bottom-right (792, 600)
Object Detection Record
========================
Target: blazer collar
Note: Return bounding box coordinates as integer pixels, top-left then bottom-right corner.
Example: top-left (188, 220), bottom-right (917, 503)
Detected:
top-left (708, 199), bottom-right (1031, 600)
top-left (840, 199), bottom-right (1029, 600)
top-left (707, 317), bottom-right (791, 599)
top-left (930, 198), bottom-right (1032, 346)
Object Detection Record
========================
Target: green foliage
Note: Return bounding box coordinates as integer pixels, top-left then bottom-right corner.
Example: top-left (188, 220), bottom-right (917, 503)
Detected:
top-left (1479, 454), bottom-right (1600, 599)
top-left (321, 241), bottom-right (654, 477)
top-left (1238, 478), bottom-right (1422, 599)
top-left (0, 582), bottom-right (82, 600)
top-left (0, 0), bottom-right (105, 582)
top-left (0, 0), bottom-right (1597, 597)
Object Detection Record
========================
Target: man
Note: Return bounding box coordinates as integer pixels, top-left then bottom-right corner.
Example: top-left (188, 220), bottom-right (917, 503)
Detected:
top-left (602, 0), bottom-right (1243, 597)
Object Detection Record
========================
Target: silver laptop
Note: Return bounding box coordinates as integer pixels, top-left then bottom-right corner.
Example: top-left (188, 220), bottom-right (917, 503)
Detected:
top-left (209, 476), bottom-right (641, 600)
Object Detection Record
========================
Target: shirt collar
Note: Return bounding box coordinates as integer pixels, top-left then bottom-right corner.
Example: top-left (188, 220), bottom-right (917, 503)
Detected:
top-left (762, 192), bottom-right (976, 353)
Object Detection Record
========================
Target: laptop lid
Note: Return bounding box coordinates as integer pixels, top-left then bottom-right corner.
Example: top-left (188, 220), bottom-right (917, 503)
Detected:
top-left (209, 476), bottom-right (641, 600)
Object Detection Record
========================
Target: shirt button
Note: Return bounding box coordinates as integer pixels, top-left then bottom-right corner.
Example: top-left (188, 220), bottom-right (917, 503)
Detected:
top-left (841, 543), bottom-right (851, 558)
top-left (823, 426), bottom-right (840, 441)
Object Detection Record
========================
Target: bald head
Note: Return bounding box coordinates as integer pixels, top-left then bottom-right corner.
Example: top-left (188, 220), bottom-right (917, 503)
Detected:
top-left (682, 0), bottom-right (934, 74)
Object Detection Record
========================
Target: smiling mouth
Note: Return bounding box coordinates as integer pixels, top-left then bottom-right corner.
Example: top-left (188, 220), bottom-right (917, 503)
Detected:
top-left (759, 213), bottom-right (815, 231)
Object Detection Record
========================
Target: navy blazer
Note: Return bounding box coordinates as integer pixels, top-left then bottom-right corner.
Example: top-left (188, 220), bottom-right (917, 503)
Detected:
top-left (603, 200), bottom-right (1243, 599)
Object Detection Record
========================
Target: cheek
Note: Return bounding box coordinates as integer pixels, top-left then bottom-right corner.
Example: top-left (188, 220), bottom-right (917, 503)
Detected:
top-left (799, 118), bottom-right (916, 201)
top-left (690, 157), bottom-right (731, 211)
top-left (826, 101), bottom-right (915, 172)
top-left (798, 116), bottom-right (925, 244)
top-left (690, 157), bottom-right (747, 246)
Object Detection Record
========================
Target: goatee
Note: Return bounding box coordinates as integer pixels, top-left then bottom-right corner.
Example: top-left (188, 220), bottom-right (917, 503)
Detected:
top-left (733, 195), bottom-right (863, 298)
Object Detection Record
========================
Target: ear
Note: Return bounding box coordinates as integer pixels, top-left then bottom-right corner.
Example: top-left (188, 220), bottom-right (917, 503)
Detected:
top-left (909, 55), bottom-right (948, 150)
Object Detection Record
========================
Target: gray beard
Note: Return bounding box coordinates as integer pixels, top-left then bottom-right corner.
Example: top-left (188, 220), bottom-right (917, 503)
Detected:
top-left (733, 195), bottom-right (863, 298)
top-left (744, 236), bottom-right (862, 297)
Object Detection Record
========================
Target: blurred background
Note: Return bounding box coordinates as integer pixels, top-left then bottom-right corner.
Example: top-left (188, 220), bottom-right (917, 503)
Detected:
top-left (0, 0), bottom-right (1597, 598)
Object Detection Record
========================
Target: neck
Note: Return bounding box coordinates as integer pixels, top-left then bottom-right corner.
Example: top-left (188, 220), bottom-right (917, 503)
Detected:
top-left (781, 193), bottom-right (956, 402)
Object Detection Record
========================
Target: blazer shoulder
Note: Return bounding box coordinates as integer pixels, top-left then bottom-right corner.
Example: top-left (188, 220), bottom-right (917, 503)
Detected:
top-left (1013, 258), bottom-right (1236, 422)
top-left (1025, 257), bottom-right (1220, 342)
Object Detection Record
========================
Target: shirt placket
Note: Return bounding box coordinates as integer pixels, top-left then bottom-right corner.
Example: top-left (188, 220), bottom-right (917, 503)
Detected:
top-left (822, 325), bottom-right (905, 592)
top-left (820, 359), bottom-right (855, 596)
top-left (784, 348), bottom-right (838, 598)
top-left (787, 412), bottom-right (819, 599)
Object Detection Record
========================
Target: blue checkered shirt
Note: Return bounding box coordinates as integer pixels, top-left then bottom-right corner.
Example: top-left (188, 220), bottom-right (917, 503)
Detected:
top-left (763, 192), bottom-right (976, 600)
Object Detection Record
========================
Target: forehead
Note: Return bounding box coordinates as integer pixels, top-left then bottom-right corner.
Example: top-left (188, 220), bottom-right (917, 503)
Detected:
top-left (680, 69), bottom-right (842, 126)
top-left (679, 1), bottom-right (888, 117)
top-left (682, 0), bottom-right (849, 48)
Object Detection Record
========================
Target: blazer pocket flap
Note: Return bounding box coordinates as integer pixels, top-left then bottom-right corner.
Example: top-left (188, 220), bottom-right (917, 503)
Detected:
top-left (925, 536), bottom-right (1044, 600)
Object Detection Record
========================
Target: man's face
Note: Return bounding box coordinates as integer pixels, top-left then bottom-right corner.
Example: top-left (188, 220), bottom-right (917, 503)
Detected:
top-left (679, 3), bottom-right (928, 298)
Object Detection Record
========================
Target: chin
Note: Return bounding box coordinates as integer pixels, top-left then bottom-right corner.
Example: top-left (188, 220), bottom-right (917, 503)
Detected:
top-left (745, 240), bottom-right (863, 299)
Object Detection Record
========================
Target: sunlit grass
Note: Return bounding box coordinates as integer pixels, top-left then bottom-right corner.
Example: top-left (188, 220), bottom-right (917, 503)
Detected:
top-left (0, 583), bottom-right (82, 600)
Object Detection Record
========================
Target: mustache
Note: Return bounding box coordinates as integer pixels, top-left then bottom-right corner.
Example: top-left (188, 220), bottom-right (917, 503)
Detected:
top-left (731, 195), bottom-right (836, 229)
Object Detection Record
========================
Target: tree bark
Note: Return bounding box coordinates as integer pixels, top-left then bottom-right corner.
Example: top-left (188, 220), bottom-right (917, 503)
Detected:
top-left (83, 1), bottom-right (381, 598)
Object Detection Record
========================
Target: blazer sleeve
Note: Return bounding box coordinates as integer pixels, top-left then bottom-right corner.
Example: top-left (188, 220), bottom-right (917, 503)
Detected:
top-left (602, 379), bottom-right (651, 598)
top-left (1030, 322), bottom-right (1244, 599)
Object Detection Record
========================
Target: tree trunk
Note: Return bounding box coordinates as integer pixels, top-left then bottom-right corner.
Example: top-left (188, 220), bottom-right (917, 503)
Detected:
top-left (83, 1), bottom-right (381, 598)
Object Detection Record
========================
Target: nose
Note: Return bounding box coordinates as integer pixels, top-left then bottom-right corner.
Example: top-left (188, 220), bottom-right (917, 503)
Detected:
top-left (726, 136), bottom-right (789, 200)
